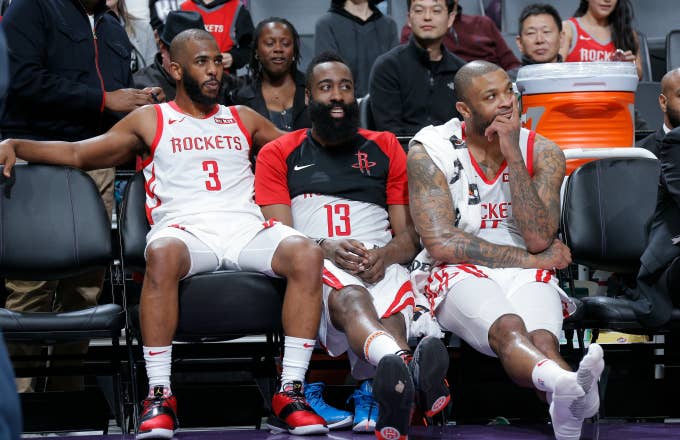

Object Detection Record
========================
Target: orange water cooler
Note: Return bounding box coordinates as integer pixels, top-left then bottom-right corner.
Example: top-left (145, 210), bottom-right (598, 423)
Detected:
top-left (516, 62), bottom-right (639, 174)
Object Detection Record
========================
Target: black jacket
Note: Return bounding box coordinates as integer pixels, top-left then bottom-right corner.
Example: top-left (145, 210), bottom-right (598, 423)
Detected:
top-left (0, 0), bottom-right (133, 141)
top-left (636, 127), bottom-right (665, 157)
top-left (231, 71), bottom-right (311, 131)
top-left (368, 38), bottom-right (465, 137)
top-left (635, 127), bottom-right (680, 326)
top-left (134, 53), bottom-right (176, 101)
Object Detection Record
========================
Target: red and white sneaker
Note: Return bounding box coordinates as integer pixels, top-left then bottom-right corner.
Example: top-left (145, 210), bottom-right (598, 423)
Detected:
top-left (136, 386), bottom-right (178, 439)
top-left (267, 381), bottom-right (329, 435)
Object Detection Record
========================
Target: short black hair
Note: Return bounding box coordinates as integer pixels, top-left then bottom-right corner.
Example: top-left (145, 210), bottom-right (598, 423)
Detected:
top-left (453, 60), bottom-right (503, 103)
top-left (250, 17), bottom-right (301, 80)
top-left (169, 29), bottom-right (216, 62)
top-left (407, 0), bottom-right (456, 14)
top-left (305, 51), bottom-right (350, 89)
top-left (518, 3), bottom-right (562, 34)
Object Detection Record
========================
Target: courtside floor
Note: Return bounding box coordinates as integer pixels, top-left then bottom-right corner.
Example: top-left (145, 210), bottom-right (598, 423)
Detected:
top-left (42, 422), bottom-right (680, 440)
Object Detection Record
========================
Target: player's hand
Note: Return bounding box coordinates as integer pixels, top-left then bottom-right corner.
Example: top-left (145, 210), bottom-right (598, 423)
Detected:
top-left (323, 239), bottom-right (368, 274)
top-left (0, 139), bottom-right (17, 178)
top-left (141, 86), bottom-right (165, 103)
top-left (222, 52), bottom-right (233, 69)
top-left (357, 248), bottom-right (387, 284)
top-left (105, 88), bottom-right (156, 113)
top-left (484, 95), bottom-right (521, 161)
top-left (531, 239), bottom-right (572, 270)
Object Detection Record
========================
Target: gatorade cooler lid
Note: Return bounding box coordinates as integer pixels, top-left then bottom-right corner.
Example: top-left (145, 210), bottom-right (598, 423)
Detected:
top-left (516, 62), bottom-right (638, 95)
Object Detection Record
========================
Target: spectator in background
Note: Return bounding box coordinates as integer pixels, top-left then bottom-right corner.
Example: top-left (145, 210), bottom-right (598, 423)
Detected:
top-left (637, 68), bottom-right (680, 156)
top-left (0, 26), bottom-right (22, 440)
top-left (560, 0), bottom-right (642, 79)
top-left (314, 0), bottom-right (398, 98)
top-left (135, 10), bottom-right (211, 101)
top-left (1, 0), bottom-right (161, 392)
top-left (150, 0), bottom-right (181, 31)
top-left (369, 0), bottom-right (465, 137)
top-left (400, 0), bottom-right (520, 73)
top-left (633, 70), bottom-right (680, 328)
top-left (231, 18), bottom-right (311, 131)
top-left (516, 3), bottom-right (563, 65)
top-left (180, 0), bottom-right (254, 72)
top-left (483, 0), bottom-right (501, 29)
top-left (108, 0), bottom-right (158, 72)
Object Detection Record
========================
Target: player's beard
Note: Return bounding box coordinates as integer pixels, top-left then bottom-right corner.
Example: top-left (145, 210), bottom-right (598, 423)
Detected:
top-left (469, 106), bottom-right (497, 138)
top-left (182, 69), bottom-right (221, 106)
top-left (309, 99), bottom-right (360, 146)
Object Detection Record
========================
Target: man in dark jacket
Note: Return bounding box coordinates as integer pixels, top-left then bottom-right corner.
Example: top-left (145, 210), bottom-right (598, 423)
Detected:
top-left (369, 0), bottom-right (465, 137)
top-left (0, 0), bottom-right (160, 392)
top-left (134, 10), bottom-right (206, 101)
top-left (636, 68), bottom-right (680, 156)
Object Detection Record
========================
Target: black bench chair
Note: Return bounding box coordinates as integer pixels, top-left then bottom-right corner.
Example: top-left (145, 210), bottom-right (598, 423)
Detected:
top-left (118, 172), bottom-right (286, 430)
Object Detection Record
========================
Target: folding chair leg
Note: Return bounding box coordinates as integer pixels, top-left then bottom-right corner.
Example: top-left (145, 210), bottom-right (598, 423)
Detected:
top-left (112, 337), bottom-right (125, 431)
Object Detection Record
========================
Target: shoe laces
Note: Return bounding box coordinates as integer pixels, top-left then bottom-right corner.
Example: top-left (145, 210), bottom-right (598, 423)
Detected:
top-left (348, 387), bottom-right (375, 411)
top-left (304, 383), bottom-right (327, 408)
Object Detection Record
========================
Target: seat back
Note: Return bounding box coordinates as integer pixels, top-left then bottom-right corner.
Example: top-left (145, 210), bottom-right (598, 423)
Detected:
top-left (459, 0), bottom-right (485, 16)
top-left (635, 81), bottom-right (663, 130)
top-left (561, 157), bottom-right (660, 273)
top-left (666, 29), bottom-right (680, 71)
top-left (631, 0), bottom-right (680, 51)
top-left (637, 31), bottom-right (653, 82)
top-left (359, 94), bottom-right (376, 130)
top-left (0, 164), bottom-right (112, 280)
top-left (119, 172), bottom-right (148, 272)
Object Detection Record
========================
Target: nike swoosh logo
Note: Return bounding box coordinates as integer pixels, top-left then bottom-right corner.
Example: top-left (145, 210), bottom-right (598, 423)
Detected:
top-left (537, 359), bottom-right (549, 367)
top-left (168, 117), bottom-right (185, 125)
top-left (149, 350), bottom-right (168, 356)
top-left (293, 164), bottom-right (315, 171)
top-left (578, 35), bottom-right (592, 41)
top-left (303, 343), bottom-right (315, 348)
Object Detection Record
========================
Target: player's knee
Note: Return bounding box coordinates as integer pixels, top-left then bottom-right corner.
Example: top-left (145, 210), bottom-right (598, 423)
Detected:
top-left (489, 313), bottom-right (526, 351)
top-left (330, 286), bottom-right (372, 317)
top-left (279, 235), bottom-right (323, 276)
top-left (145, 239), bottom-right (188, 282)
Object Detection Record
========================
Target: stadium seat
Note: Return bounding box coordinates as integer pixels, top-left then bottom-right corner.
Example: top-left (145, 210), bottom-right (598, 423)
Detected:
top-left (561, 156), bottom-right (680, 334)
top-left (0, 164), bottom-right (125, 429)
top-left (666, 29), bottom-right (680, 71)
top-left (501, 0), bottom-right (578, 35)
top-left (118, 172), bottom-right (286, 430)
top-left (631, 0), bottom-right (680, 52)
top-left (502, 32), bottom-right (521, 61)
top-left (637, 32), bottom-right (653, 82)
top-left (359, 94), bottom-right (376, 130)
top-left (635, 82), bottom-right (663, 129)
top-left (459, 0), bottom-right (486, 16)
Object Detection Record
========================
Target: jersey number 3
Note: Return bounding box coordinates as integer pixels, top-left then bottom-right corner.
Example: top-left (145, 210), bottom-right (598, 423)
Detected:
top-left (202, 160), bottom-right (222, 191)
top-left (324, 203), bottom-right (351, 237)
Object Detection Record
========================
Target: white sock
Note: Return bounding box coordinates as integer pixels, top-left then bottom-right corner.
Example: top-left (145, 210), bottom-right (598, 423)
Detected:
top-left (531, 359), bottom-right (570, 392)
top-left (143, 345), bottom-right (172, 396)
top-left (364, 331), bottom-right (401, 366)
top-left (280, 336), bottom-right (315, 388)
top-left (576, 343), bottom-right (605, 418)
top-left (550, 373), bottom-right (586, 440)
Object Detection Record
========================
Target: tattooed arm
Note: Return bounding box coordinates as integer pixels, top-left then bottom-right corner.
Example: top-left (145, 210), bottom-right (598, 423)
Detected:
top-left (506, 134), bottom-right (565, 252)
top-left (484, 96), bottom-right (565, 253)
top-left (407, 142), bottom-right (571, 269)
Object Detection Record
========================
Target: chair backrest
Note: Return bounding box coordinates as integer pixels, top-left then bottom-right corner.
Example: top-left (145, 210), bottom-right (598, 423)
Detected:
top-left (501, 0), bottom-right (578, 35)
top-left (667, 29), bottom-right (680, 71)
top-left (119, 172), bottom-right (149, 272)
top-left (460, 0), bottom-right (485, 16)
top-left (637, 31), bottom-right (653, 82)
top-left (631, 0), bottom-right (680, 51)
top-left (359, 94), bottom-right (376, 130)
top-left (0, 164), bottom-right (112, 280)
top-left (502, 32), bottom-right (521, 60)
top-left (635, 81), bottom-right (663, 130)
top-left (561, 157), bottom-right (660, 273)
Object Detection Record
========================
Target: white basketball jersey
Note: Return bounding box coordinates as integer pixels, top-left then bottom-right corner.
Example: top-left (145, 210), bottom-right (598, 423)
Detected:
top-left (291, 194), bottom-right (392, 247)
top-left (142, 103), bottom-right (265, 254)
top-left (463, 129), bottom-right (535, 249)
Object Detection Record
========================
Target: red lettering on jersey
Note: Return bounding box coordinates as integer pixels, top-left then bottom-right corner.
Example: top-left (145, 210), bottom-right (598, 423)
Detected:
top-left (204, 136), bottom-right (215, 149)
top-left (215, 136), bottom-right (224, 149)
top-left (171, 137), bottom-right (182, 153)
top-left (233, 137), bottom-right (242, 150)
top-left (481, 202), bottom-right (511, 220)
top-left (351, 151), bottom-right (376, 175)
top-left (169, 136), bottom-right (245, 153)
top-left (183, 137), bottom-right (193, 151)
top-left (214, 117), bottom-right (235, 124)
top-left (194, 137), bottom-right (204, 150)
